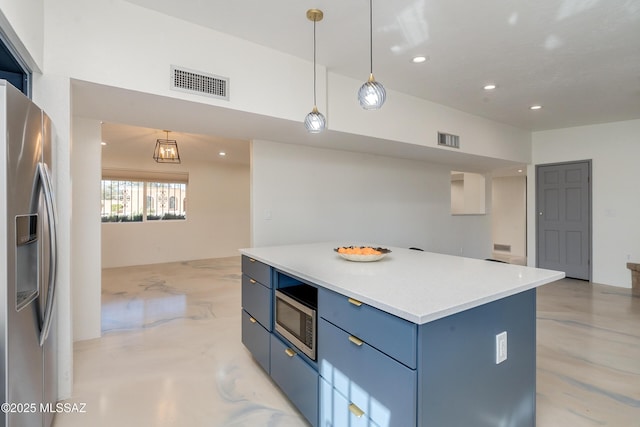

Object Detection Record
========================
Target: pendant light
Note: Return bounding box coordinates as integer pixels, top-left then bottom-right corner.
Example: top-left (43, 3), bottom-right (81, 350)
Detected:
top-left (153, 130), bottom-right (181, 164)
top-left (358, 0), bottom-right (386, 110)
top-left (304, 9), bottom-right (326, 133)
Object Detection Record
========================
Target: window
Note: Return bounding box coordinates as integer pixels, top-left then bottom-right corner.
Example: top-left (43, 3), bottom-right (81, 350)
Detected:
top-left (0, 35), bottom-right (31, 96)
top-left (101, 170), bottom-right (188, 222)
top-left (101, 180), bottom-right (144, 222)
top-left (146, 182), bottom-right (186, 220)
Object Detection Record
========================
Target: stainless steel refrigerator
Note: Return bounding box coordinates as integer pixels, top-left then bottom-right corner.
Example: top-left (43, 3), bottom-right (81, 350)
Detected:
top-left (0, 80), bottom-right (58, 427)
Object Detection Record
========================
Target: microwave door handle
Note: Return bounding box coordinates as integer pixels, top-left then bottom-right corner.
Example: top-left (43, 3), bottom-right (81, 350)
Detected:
top-left (37, 162), bottom-right (58, 347)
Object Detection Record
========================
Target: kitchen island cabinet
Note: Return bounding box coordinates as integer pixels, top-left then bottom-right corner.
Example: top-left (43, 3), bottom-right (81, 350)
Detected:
top-left (240, 243), bottom-right (564, 427)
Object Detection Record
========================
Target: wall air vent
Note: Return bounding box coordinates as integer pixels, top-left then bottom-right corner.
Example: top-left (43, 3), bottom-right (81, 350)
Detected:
top-left (438, 132), bottom-right (460, 149)
top-left (170, 65), bottom-right (229, 100)
top-left (494, 243), bottom-right (512, 252)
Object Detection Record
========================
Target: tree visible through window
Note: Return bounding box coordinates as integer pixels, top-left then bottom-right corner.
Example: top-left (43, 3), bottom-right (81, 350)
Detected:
top-left (101, 179), bottom-right (187, 222)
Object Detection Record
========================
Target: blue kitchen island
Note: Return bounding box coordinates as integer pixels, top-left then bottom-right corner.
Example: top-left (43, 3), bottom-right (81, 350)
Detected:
top-left (239, 242), bottom-right (564, 427)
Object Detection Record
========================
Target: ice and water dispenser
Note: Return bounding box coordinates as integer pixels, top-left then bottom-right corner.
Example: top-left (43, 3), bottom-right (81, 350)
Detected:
top-left (15, 214), bottom-right (39, 311)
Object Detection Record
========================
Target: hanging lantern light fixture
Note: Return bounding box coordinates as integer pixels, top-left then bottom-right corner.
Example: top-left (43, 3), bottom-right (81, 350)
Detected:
top-left (304, 9), bottom-right (326, 133)
top-left (358, 0), bottom-right (386, 110)
top-left (153, 130), bottom-right (181, 164)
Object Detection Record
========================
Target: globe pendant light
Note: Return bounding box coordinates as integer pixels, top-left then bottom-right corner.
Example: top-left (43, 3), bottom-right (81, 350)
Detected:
top-left (304, 9), bottom-right (326, 133)
top-left (358, 0), bottom-right (386, 110)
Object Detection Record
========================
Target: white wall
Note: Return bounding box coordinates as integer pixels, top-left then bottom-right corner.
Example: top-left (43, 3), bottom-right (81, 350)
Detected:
top-left (71, 118), bottom-right (102, 341)
top-left (492, 176), bottom-right (526, 259)
top-left (327, 73), bottom-right (532, 163)
top-left (101, 142), bottom-right (250, 268)
top-left (251, 140), bottom-right (493, 259)
top-left (451, 179), bottom-right (464, 214)
top-left (0, 1), bottom-right (44, 71)
top-left (529, 119), bottom-right (640, 288)
top-left (44, 0), bottom-right (317, 126)
top-left (451, 172), bottom-right (486, 215)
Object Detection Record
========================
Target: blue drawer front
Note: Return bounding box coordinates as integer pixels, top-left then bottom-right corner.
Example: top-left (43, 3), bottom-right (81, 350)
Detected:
top-left (270, 336), bottom-right (319, 427)
top-left (241, 310), bottom-right (270, 373)
top-left (320, 377), bottom-right (380, 427)
top-left (318, 318), bottom-right (417, 427)
top-left (241, 255), bottom-right (271, 287)
top-left (241, 275), bottom-right (271, 330)
top-left (318, 288), bottom-right (417, 369)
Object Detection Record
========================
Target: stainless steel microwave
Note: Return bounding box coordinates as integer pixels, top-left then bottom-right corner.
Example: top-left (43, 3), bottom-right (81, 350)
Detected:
top-left (275, 287), bottom-right (317, 360)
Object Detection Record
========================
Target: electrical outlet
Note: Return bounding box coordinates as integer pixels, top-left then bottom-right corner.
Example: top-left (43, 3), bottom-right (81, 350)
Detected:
top-left (496, 331), bottom-right (507, 364)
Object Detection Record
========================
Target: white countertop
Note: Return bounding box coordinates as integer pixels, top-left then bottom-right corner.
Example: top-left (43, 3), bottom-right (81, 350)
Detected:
top-left (239, 242), bottom-right (565, 324)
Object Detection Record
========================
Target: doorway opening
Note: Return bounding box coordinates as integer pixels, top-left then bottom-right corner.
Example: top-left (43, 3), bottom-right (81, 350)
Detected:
top-left (491, 169), bottom-right (527, 265)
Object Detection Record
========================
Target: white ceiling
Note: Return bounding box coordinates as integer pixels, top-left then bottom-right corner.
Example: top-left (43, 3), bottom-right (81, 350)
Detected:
top-left (124, 0), bottom-right (640, 131)
top-left (100, 122), bottom-right (251, 167)
top-left (80, 0), bottom-right (640, 173)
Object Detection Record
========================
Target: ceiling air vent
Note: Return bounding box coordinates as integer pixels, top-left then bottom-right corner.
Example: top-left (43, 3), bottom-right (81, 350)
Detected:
top-left (438, 132), bottom-right (460, 149)
top-left (170, 65), bottom-right (229, 100)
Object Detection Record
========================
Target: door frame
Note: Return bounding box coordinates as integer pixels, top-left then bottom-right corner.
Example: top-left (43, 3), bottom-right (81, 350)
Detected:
top-left (535, 159), bottom-right (592, 281)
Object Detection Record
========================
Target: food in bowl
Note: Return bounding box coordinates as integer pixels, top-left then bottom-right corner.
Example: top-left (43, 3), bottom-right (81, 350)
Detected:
top-left (337, 246), bottom-right (383, 255)
top-left (334, 246), bottom-right (391, 262)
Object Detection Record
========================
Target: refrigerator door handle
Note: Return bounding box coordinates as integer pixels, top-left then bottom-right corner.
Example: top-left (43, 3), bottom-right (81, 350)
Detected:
top-left (37, 162), bottom-right (58, 347)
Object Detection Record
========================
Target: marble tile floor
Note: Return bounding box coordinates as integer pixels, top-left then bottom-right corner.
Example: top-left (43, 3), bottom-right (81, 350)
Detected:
top-left (53, 257), bottom-right (639, 427)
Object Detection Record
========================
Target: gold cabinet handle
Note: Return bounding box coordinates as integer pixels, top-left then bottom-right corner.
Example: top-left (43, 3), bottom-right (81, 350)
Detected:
top-left (348, 297), bottom-right (363, 307)
top-left (284, 348), bottom-right (296, 357)
top-left (249, 278), bottom-right (257, 284)
top-left (249, 258), bottom-right (256, 262)
top-left (249, 317), bottom-right (257, 324)
top-left (348, 335), bottom-right (364, 346)
top-left (348, 403), bottom-right (365, 418)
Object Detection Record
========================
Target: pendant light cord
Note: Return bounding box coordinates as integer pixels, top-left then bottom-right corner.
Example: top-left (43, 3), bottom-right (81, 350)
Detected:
top-left (313, 18), bottom-right (317, 107)
top-left (369, 0), bottom-right (373, 75)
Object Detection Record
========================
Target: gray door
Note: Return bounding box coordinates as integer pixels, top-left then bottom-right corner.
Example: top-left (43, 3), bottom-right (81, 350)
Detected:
top-left (536, 161), bottom-right (591, 280)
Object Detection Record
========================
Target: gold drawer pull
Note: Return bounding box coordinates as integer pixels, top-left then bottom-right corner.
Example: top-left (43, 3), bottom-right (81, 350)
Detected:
top-left (348, 298), bottom-right (363, 307)
top-left (348, 403), bottom-right (365, 418)
top-left (348, 335), bottom-right (364, 346)
top-left (285, 348), bottom-right (296, 357)
top-left (249, 317), bottom-right (257, 324)
top-left (249, 258), bottom-right (256, 262)
top-left (249, 279), bottom-right (257, 284)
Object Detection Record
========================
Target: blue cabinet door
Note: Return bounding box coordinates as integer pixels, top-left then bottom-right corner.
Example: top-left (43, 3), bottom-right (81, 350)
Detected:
top-left (270, 336), bottom-right (318, 427)
top-left (241, 309), bottom-right (270, 373)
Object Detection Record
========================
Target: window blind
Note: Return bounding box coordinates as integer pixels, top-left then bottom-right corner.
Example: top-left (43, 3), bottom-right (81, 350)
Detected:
top-left (102, 168), bottom-right (188, 184)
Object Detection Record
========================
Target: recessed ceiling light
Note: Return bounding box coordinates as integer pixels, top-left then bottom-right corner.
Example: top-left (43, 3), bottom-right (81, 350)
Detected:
top-left (219, 151), bottom-right (226, 156)
top-left (411, 55), bottom-right (428, 63)
top-left (518, 169), bottom-right (523, 173)
top-left (101, 141), bottom-right (107, 146)
top-left (530, 105), bottom-right (543, 110)
top-left (483, 84), bottom-right (497, 90)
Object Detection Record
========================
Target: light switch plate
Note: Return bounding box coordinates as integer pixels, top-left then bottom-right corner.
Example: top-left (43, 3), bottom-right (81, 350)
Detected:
top-left (496, 331), bottom-right (508, 364)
